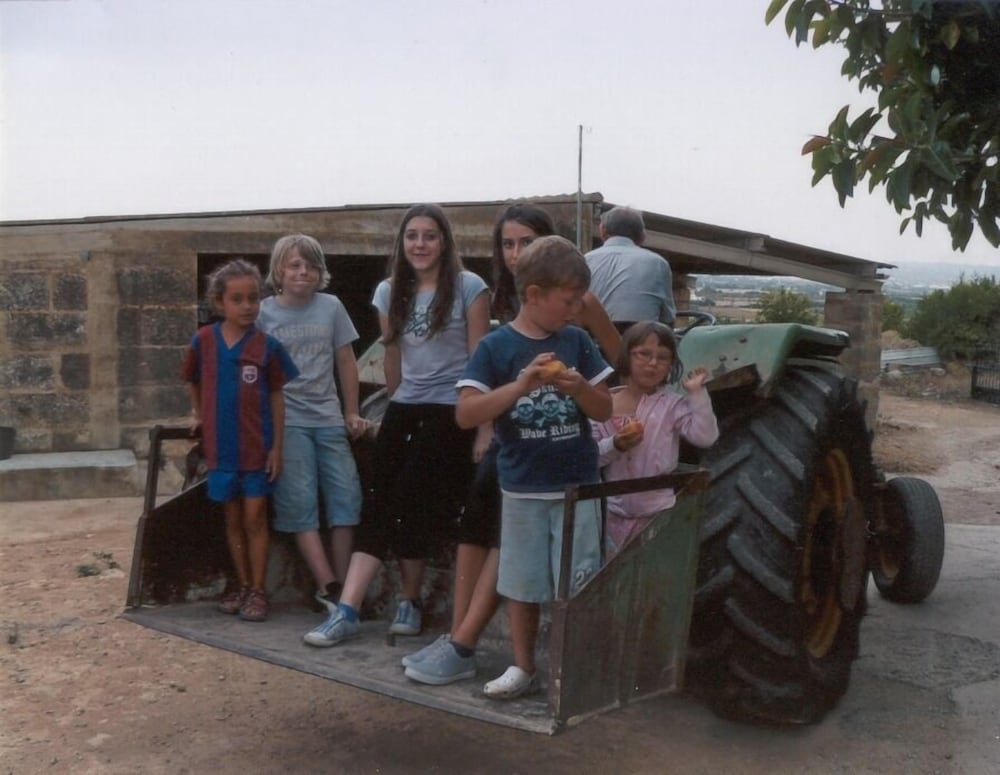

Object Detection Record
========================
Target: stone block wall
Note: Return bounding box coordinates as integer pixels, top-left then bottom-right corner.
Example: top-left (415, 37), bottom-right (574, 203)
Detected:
top-left (0, 257), bottom-right (94, 451)
top-left (0, 235), bottom-right (207, 455)
top-left (115, 261), bottom-right (197, 456)
top-left (0, 247), bottom-right (202, 455)
top-left (824, 289), bottom-right (883, 430)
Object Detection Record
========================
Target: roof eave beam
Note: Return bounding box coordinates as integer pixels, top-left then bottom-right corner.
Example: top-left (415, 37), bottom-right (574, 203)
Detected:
top-left (643, 232), bottom-right (882, 292)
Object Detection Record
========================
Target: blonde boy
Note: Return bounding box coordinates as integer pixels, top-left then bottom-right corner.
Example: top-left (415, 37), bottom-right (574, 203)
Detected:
top-left (455, 235), bottom-right (613, 699)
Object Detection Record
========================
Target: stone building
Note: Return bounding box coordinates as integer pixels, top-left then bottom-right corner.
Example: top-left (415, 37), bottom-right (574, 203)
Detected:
top-left (0, 193), bottom-right (888, 461)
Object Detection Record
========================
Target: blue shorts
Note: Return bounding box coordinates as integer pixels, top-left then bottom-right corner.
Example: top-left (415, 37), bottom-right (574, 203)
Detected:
top-left (496, 494), bottom-right (601, 603)
top-left (207, 470), bottom-right (272, 503)
top-left (273, 425), bottom-right (362, 532)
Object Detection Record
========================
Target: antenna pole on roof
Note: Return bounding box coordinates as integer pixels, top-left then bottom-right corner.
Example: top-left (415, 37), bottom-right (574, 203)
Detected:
top-left (576, 124), bottom-right (583, 250)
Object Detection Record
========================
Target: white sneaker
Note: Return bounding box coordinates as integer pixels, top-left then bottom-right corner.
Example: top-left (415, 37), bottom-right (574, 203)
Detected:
top-left (483, 665), bottom-right (537, 699)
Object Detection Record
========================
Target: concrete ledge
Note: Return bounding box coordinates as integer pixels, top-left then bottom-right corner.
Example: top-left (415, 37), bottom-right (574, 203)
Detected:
top-left (0, 449), bottom-right (140, 501)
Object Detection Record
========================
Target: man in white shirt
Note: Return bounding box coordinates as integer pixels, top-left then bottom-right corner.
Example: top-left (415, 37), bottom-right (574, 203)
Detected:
top-left (585, 206), bottom-right (675, 331)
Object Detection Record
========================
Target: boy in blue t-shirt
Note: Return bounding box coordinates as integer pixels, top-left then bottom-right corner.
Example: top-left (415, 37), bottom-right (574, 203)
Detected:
top-left (456, 235), bottom-right (614, 699)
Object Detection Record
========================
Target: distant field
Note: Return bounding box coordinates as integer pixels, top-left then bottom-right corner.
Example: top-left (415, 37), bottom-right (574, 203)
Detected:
top-left (699, 305), bottom-right (758, 323)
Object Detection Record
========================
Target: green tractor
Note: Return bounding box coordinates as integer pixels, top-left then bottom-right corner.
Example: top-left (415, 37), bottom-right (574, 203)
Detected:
top-left (126, 318), bottom-right (943, 730)
top-left (674, 320), bottom-right (944, 724)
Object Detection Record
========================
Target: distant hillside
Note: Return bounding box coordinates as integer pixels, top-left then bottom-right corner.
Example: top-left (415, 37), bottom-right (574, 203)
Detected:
top-left (693, 262), bottom-right (1000, 301)
top-left (881, 262), bottom-right (1000, 290)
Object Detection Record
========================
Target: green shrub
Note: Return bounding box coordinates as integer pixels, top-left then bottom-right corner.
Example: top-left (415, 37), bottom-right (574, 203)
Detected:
top-left (881, 298), bottom-right (907, 333)
top-left (756, 288), bottom-right (819, 325)
top-left (906, 275), bottom-right (1000, 360)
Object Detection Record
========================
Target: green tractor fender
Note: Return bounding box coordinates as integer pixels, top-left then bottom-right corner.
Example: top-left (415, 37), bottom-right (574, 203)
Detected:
top-left (678, 322), bottom-right (850, 400)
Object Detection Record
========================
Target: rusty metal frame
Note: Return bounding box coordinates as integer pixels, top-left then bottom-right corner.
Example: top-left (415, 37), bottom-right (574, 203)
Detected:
top-left (548, 466), bottom-right (709, 729)
top-left (126, 425), bottom-right (227, 608)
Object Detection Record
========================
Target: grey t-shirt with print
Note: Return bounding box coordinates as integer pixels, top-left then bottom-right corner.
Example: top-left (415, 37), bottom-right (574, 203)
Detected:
top-left (372, 270), bottom-right (487, 405)
top-left (257, 293), bottom-right (359, 426)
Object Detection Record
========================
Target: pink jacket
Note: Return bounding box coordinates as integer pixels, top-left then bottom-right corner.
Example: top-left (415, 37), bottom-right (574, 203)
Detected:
top-left (591, 386), bottom-right (719, 520)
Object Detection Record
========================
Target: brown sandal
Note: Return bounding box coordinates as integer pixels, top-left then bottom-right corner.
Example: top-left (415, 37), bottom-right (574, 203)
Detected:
top-left (239, 589), bottom-right (269, 622)
top-left (217, 585), bottom-right (249, 615)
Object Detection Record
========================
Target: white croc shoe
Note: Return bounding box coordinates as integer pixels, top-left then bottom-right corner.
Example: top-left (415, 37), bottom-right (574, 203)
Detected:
top-left (483, 666), bottom-right (537, 699)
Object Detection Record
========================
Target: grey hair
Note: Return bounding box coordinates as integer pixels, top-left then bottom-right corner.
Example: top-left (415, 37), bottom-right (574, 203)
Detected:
top-left (601, 206), bottom-right (646, 243)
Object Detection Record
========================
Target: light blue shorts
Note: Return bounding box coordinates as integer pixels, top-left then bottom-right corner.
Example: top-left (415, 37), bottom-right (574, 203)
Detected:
top-left (207, 470), bottom-right (271, 503)
top-left (496, 494), bottom-right (601, 603)
top-left (273, 425), bottom-right (362, 532)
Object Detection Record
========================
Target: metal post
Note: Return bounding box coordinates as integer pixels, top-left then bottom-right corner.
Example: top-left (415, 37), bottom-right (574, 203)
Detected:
top-left (143, 425), bottom-right (163, 515)
top-left (557, 485), bottom-right (579, 601)
top-left (575, 124), bottom-right (583, 250)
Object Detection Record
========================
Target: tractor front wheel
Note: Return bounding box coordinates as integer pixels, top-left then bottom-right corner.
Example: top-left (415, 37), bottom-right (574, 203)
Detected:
top-left (688, 364), bottom-right (875, 724)
top-left (871, 476), bottom-right (945, 604)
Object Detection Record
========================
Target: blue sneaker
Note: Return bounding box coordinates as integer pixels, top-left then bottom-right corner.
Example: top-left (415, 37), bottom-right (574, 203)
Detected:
top-left (401, 634), bottom-right (451, 668)
top-left (303, 606), bottom-right (359, 647)
top-left (388, 599), bottom-right (422, 636)
top-left (405, 641), bottom-right (476, 686)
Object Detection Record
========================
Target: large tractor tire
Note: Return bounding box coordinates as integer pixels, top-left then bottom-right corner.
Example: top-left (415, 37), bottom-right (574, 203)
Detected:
top-left (687, 363), bottom-right (875, 724)
top-left (871, 476), bottom-right (945, 604)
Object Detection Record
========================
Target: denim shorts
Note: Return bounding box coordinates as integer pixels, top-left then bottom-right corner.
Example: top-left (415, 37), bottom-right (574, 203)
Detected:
top-left (272, 425), bottom-right (362, 532)
top-left (496, 494), bottom-right (601, 603)
top-left (207, 470), bottom-right (272, 503)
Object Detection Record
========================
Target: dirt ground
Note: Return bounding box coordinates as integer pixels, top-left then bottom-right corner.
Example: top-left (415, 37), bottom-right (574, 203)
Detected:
top-left (3, 377), bottom-right (1000, 774)
top-left (872, 367), bottom-right (1000, 525)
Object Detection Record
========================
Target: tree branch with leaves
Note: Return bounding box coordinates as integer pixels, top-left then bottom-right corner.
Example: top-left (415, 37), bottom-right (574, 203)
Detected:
top-left (767, 0), bottom-right (1000, 250)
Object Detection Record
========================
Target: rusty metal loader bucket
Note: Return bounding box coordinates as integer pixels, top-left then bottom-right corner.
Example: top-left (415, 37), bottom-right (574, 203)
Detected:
top-left (126, 426), bottom-right (230, 608)
top-left (123, 426), bottom-right (706, 734)
top-left (549, 470), bottom-right (708, 728)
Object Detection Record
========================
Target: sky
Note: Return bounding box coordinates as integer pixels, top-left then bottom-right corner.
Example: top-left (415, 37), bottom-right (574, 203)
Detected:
top-left (2, 0), bottom-right (999, 269)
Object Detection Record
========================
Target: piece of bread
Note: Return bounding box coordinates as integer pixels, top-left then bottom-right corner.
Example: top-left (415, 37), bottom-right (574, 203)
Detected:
top-left (622, 420), bottom-right (644, 435)
top-left (539, 359), bottom-right (567, 381)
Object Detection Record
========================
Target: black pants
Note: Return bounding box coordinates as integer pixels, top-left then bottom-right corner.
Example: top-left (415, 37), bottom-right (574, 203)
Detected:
top-left (354, 402), bottom-right (475, 561)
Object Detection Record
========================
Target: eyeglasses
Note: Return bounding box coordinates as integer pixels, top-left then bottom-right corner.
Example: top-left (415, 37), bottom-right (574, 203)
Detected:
top-left (630, 349), bottom-right (673, 365)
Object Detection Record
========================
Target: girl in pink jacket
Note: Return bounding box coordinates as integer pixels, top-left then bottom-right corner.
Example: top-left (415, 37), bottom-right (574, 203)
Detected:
top-left (591, 322), bottom-right (719, 557)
